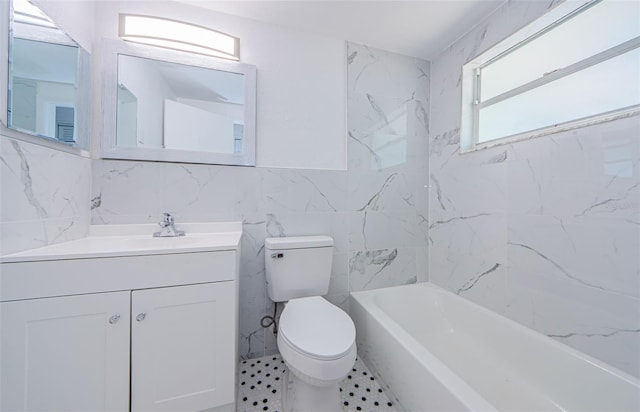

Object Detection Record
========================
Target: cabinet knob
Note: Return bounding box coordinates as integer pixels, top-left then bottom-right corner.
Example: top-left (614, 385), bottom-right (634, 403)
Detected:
top-left (108, 314), bottom-right (121, 324)
top-left (136, 313), bottom-right (147, 322)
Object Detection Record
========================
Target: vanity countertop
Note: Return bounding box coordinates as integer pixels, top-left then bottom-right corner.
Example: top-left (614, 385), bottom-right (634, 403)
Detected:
top-left (1, 222), bottom-right (242, 263)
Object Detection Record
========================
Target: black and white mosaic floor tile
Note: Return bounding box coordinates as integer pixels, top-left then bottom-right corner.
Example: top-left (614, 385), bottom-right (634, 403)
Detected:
top-left (236, 354), bottom-right (397, 412)
top-left (339, 359), bottom-right (396, 412)
top-left (237, 355), bottom-right (287, 412)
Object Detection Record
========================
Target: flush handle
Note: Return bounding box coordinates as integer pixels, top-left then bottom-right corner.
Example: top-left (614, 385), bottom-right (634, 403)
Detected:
top-left (136, 313), bottom-right (146, 322)
top-left (270, 253), bottom-right (284, 259)
top-left (108, 314), bottom-right (121, 324)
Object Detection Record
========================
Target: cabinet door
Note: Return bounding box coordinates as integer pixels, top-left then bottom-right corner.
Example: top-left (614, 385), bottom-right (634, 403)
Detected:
top-left (0, 292), bottom-right (131, 412)
top-left (131, 282), bottom-right (236, 412)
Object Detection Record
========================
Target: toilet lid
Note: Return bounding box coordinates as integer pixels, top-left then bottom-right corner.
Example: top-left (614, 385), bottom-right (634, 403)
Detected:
top-left (279, 296), bottom-right (355, 361)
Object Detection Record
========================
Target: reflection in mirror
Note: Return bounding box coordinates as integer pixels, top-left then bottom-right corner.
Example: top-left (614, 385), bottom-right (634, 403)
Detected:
top-left (7, 0), bottom-right (90, 149)
top-left (364, 98), bottom-right (410, 170)
top-left (116, 84), bottom-right (138, 146)
top-left (116, 55), bottom-right (245, 155)
top-left (101, 39), bottom-right (256, 166)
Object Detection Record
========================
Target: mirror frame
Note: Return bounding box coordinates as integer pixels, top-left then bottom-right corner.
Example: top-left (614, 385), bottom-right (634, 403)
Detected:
top-left (100, 39), bottom-right (257, 166)
top-left (0, 0), bottom-right (91, 156)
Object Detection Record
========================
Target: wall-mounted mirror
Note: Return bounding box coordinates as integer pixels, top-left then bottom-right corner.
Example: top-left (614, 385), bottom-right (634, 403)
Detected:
top-left (101, 40), bottom-right (256, 166)
top-left (3, 0), bottom-right (90, 149)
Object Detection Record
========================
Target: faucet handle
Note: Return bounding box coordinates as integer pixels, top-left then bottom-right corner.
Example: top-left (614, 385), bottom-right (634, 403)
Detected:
top-left (153, 212), bottom-right (184, 237)
top-left (159, 212), bottom-right (174, 227)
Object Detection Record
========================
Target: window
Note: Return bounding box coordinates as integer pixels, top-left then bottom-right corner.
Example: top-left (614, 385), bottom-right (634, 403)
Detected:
top-left (460, 0), bottom-right (640, 152)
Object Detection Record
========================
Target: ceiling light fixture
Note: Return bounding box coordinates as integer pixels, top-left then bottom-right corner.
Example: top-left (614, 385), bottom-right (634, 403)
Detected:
top-left (118, 14), bottom-right (239, 61)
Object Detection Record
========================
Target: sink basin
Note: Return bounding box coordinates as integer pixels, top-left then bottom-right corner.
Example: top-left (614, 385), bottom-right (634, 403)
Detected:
top-left (1, 222), bottom-right (242, 263)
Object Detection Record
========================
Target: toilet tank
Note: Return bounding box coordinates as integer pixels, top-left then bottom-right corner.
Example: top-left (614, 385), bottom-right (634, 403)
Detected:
top-left (265, 236), bottom-right (334, 302)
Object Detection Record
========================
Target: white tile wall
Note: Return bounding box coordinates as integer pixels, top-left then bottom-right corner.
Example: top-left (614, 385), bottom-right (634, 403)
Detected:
top-left (1, 136), bottom-right (91, 255)
top-left (346, 43), bottom-right (430, 295)
top-left (428, 0), bottom-right (640, 377)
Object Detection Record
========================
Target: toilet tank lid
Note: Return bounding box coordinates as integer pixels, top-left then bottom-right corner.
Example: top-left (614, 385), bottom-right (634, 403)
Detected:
top-left (265, 236), bottom-right (333, 250)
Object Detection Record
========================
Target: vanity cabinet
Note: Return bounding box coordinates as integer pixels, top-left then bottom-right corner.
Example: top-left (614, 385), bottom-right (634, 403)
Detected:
top-left (0, 281), bottom-right (236, 412)
top-left (0, 282), bottom-right (236, 412)
top-left (131, 282), bottom-right (235, 411)
top-left (0, 292), bottom-right (131, 412)
top-left (0, 222), bottom-right (242, 412)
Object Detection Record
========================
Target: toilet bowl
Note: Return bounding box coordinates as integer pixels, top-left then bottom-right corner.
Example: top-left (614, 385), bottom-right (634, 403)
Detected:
top-left (277, 296), bottom-right (356, 412)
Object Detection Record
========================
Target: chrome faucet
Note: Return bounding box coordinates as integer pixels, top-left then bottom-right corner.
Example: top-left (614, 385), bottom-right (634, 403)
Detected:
top-left (153, 213), bottom-right (185, 237)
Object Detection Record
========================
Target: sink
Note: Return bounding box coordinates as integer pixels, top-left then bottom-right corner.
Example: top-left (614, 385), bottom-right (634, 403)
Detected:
top-left (1, 222), bottom-right (242, 263)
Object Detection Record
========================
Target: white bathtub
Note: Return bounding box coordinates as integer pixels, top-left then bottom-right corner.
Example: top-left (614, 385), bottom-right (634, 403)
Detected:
top-left (350, 283), bottom-right (640, 412)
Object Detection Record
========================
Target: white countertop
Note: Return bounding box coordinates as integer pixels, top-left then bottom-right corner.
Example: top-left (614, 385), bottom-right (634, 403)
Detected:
top-left (1, 222), bottom-right (243, 263)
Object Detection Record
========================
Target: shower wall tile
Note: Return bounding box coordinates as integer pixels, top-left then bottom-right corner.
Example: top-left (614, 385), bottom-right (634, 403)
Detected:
top-left (347, 44), bottom-right (420, 101)
top-left (1, 136), bottom-right (90, 255)
top-left (504, 255), bottom-right (640, 377)
top-left (348, 170), bottom-right (429, 214)
top-left (348, 247), bottom-right (417, 292)
top-left (348, 210), bottom-right (428, 251)
top-left (416, 246), bottom-right (429, 283)
top-left (508, 215), bottom-right (639, 299)
top-left (429, 0), bottom-right (640, 377)
top-left (346, 41), bottom-right (430, 298)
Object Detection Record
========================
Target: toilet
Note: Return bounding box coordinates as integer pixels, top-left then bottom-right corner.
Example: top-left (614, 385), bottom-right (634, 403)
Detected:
top-left (265, 236), bottom-right (356, 412)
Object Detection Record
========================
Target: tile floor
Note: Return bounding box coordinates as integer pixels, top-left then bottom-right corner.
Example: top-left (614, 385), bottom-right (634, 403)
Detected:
top-left (236, 354), bottom-right (397, 412)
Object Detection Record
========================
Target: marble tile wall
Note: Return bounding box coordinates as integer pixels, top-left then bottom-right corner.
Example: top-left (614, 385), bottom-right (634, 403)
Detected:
top-left (429, 0), bottom-right (640, 377)
top-left (0, 135), bottom-right (91, 255)
top-left (91, 42), bottom-right (430, 359)
top-left (346, 42), bottom-right (430, 290)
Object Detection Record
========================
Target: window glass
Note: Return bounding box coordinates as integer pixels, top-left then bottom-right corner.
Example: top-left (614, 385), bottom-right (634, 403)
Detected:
top-left (478, 47), bottom-right (640, 142)
top-left (480, 0), bottom-right (640, 102)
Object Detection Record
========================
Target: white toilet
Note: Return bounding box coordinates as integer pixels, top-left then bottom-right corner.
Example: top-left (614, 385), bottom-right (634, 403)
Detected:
top-left (265, 236), bottom-right (356, 412)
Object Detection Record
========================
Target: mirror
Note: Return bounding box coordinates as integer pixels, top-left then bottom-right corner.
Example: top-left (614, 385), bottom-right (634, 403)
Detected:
top-left (117, 55), bottom-right (245, 154)
top-left (101, 40), bottom-right (256, 166)
top-left (5, 0), bottom-right (90, 149)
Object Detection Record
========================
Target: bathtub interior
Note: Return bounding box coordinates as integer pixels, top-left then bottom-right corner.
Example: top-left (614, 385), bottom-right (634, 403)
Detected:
top-left (353, 283), bottom-right (640, 412)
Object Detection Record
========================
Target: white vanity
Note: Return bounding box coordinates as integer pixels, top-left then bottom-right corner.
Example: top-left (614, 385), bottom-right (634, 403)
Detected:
top-left (0, 222), bottom-right (241, 412)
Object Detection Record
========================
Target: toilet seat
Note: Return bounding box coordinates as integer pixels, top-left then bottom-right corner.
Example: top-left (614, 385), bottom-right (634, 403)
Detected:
top-left (279, 296), bottom-right (355, 361)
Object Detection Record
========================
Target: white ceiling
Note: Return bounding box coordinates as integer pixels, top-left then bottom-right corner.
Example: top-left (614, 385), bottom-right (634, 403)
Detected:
top-left (177, 0), bottom-right (504, 59)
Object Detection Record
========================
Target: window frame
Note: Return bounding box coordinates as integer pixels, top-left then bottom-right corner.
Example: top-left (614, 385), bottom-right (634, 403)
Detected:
top-left (460, 0), bottom-right (640, 153)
